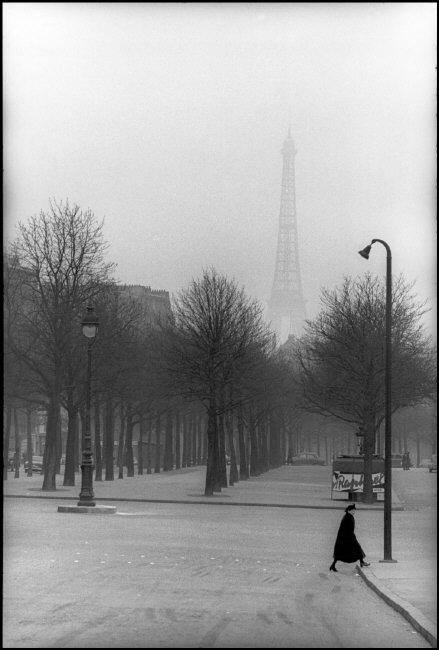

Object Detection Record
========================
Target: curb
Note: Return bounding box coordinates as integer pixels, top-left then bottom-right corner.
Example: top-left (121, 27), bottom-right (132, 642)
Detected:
top-left (357, 565), bottom-right (437, 648)
top-left (57, 505), bottom-right (117, 514)
top-left (4, 493), bottom-right (405, 511)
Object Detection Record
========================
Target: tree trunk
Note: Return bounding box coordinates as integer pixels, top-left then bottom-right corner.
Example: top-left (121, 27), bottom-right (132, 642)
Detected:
top-left (118, 405), bottom-right (126, 479)
top-left (226, 409), bottom-right (239, 485)
top-left (361, 420), bottom-right (374, 504)
top-left (55, 417), bottom-right (62, 475)
top-left (288, 431), bottom-right (294, 461)
top-left (175, 411), bottom-right (181, 469)
top-left (258, 421), bottom-right (267, 473)
top-left (137, 416), bottom-right (144, 475)
top-left (94, 394), bottom-right (102, 481)
top-left (14, 408), bottom-right (20, 478)
top-left (42, 392), bottom-right (61, 490)
top-left (154, 412), bottom-right (161, 473)
top-left (182, 413), bottom-right (188, 468)
top-left (197, 413), bottom-right (202, 465)
top-left (203, 419), bottom-right (208, 464)
top-left (125, 406), bottom-right (134, 477)
top-left (163, 411), bottom-right (173, 471)
top-left (186, 412), bottom-right (192, 467)
top-left (104, 395), bottom-right (114, 481)
top-left (205, 397), bottom-right (220, 496)
top-left (237, 403), bottom-right (248, 480)
top-left (74, 408), bottom-right (81, 473)
top-left (4, 404), bottom-right (12, 480)
top-left (217, 408), bottom-right (228, 488)
top-left (415, 432), bottom-right (421, 467)
top-left (26, 408), bottom-right (33, 478)
top-left (269, 414), bottom-right (278, 469)
top-left (281, 420), bottom-right (287, 466)
top-left (63, 405), bottom-right (78, 486)
top-left (191, 412), bottom-right (197, 466)
top-left (249, 411), bottom-right (260, 476)
top-left (146, 415), bottom-right (152, 474)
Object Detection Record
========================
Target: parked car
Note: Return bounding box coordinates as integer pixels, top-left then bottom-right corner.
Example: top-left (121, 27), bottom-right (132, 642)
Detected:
top-left (24, 456), bottom-right (44, 474)
top-left (291, 452), bottom-right (325, 466)
top-left (429, 454), bottom-right (437, 473)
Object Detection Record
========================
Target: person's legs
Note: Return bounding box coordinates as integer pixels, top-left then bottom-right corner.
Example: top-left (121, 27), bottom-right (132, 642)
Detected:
top-left (329, 561), bottom-right (337, 571)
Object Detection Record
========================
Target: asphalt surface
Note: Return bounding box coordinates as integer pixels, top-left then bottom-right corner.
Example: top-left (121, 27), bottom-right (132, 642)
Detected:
top-left (2, 497), bottom-right (432, 648)
top-left (3, 466), bottom-right (437, 647)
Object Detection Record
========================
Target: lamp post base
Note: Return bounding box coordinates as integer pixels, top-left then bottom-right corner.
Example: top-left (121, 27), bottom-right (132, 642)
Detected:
top-left (379, 559), bottom-right (398, 563)
top-left (78, 462), bottom-right (95, 506)
top-left (77, 499), bottom-right (96, 507)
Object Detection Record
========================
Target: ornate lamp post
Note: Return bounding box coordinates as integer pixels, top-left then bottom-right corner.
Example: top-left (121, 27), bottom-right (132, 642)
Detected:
top-left (77, 305), bottom-right (99, 507)
top-left (358, 239), bottom-right (396, 562)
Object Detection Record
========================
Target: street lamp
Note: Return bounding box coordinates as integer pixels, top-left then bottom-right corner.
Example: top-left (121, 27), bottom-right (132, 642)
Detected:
top-left (358, 239), bottom-right (396, 562)
top-left (77, 305), bottom-right (99, 507)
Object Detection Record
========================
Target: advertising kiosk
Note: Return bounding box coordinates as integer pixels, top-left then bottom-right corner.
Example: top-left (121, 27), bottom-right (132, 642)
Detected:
top-left (331, 455), bottom-right (385, 502)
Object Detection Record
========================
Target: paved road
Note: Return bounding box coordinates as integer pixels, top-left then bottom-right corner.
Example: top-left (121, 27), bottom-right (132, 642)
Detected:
top-left (3, 498), bottom-right (430, 648)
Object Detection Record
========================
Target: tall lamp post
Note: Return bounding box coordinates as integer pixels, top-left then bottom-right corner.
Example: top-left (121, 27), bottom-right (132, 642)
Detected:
top-left (77, 305), bottom-right (99, 507)
top-left (358, 239), bottom-right (396, 562)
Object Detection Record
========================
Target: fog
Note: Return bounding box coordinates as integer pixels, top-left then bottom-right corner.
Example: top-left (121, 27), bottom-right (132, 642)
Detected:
top-left (3, 2), bottom-right (436, 333)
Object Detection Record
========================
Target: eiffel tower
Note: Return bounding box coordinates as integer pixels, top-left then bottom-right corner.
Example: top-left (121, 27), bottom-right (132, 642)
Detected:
top-left (268, 129), bottom-right (306, 343)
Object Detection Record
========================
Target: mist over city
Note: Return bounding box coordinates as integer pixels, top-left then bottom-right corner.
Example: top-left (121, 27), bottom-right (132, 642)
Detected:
top-left (4, 3), bottom-right (436, 333)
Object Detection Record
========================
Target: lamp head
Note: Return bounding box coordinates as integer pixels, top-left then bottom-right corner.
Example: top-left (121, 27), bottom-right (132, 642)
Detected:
top-left (358, 244), bottom-right (372, 260)
top-left (81, 305), bottom-right (99, 339)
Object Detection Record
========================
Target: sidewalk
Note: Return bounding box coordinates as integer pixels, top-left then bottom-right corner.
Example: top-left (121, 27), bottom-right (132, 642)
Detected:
top-left (3, 464), bottom-right (437, 647)
top-left (3, 463), bottom-right (403, 509)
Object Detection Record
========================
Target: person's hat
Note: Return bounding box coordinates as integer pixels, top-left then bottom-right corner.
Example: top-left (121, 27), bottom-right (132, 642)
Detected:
top-left (346, 504), bottom-right (356, 512)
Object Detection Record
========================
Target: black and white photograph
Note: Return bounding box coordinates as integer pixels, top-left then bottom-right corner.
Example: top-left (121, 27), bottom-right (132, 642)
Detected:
top-left (3, 2), bottom-right (437, 648)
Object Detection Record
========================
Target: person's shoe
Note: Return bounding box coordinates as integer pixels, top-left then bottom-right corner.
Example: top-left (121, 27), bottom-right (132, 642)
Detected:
top-left (360, 561), bottom-right (370, 567)
top-left (329, 565), bottom-right (337, 572)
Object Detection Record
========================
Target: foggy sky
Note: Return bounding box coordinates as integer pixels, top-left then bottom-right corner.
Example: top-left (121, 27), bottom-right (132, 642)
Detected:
top-left (3, 3), bottom-right (437, 333)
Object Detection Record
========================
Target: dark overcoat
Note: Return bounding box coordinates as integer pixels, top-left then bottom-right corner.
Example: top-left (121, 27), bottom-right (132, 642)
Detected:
top-left (333, 512), bottom-right (365, 563)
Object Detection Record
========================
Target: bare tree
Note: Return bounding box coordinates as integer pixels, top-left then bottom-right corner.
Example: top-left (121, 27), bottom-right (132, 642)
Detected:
top-left (7, 200), bottom-right (114, 490)
top-left (295, 273), bottom-right (436, 502)
top-left (162, 268), bottom-right (274, 496)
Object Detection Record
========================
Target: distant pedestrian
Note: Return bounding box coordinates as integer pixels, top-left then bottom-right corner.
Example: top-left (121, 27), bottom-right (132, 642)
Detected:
top-left (402, 451), bottom-right (411, 470)
top-left (329, 504), bottom-right (370, 572)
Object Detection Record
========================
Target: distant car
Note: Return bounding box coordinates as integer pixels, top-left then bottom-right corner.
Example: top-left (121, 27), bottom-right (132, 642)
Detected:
top-left (391, 453), bottom-right (403, 468)
top-left (291, 452), bottom-right (325, 466)
top-left (419, 458), bottom-right (432, 468)
top-left (24, 456), bottom-right (44, 474)
top-left (429, 454), bottom-right (437, 473)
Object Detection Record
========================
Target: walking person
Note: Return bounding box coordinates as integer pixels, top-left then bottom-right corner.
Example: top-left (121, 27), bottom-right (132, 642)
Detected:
top-left (329, 503), bottom-right (370, 572)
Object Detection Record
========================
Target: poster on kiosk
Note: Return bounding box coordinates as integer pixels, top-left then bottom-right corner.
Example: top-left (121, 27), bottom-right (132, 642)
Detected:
top-left (331, 456), bottom-right (385, 498)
